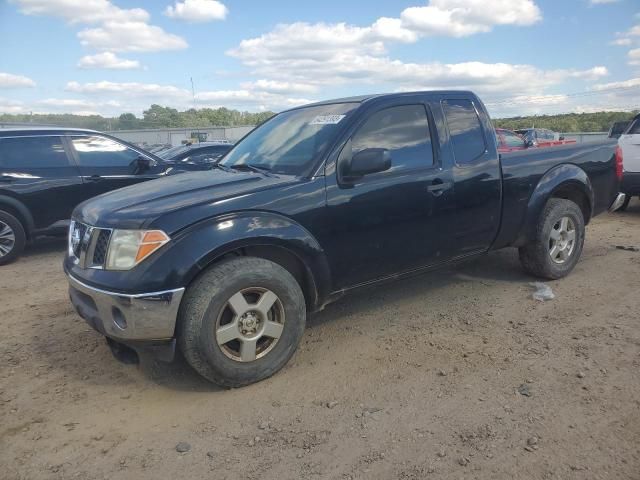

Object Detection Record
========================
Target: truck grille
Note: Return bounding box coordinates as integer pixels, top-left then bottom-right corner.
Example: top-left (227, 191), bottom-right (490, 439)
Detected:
top-left (69, 221), bottom-right (112, 269)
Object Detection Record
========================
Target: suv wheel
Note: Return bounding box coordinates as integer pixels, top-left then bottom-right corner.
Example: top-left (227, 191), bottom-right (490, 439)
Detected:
top-left (178, 256), bottom-right (306, 387)
top-left (519, 198), bottom-right (585, 280)
top-left (0, 210), bottom-right (26, 266)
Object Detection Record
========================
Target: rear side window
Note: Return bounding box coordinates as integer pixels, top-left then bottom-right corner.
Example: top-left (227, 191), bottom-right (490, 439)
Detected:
top-left (352, 104), bottom-right (434, 171)
top-left (0, 136), bottom-right (69, 168)
top-left (70, 135), bottom-right (140, 167)
top-left (442, 99), bottom-right (486, 165)
top-left (628, 119), bottom-right (640, 135)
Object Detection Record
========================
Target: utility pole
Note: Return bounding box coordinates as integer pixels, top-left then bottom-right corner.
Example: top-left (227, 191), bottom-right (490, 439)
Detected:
top-left (191, 77), bottom-right (196, 110)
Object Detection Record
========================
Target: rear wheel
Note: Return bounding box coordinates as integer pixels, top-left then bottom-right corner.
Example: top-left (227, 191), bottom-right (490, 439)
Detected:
top-left (178, 256), bottom-right (306, 387)
top-left (519, 199), bottom-right (585, 280)
top-left (0, 210), bottom-right (26, 266)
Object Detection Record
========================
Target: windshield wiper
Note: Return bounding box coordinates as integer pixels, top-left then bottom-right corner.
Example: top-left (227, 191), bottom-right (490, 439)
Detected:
top-left (212, 163), bottom-right (234, 173)
top-left (230, 163), bottom-right (276, 176)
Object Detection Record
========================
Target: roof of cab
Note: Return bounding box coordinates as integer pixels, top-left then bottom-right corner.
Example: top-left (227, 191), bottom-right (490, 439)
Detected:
top-left (298, 90), bottom-right (476, 109)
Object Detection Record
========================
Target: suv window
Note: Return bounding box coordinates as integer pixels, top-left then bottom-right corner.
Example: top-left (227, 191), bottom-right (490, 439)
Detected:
top-left (70, 135), bottom-right (140, 167)
top-left (0, 136), bottom-right (69, 168)
top-left (352, 104), bottom-right (433, 171)
top-left (628, 119), bottom-right (640, 135)
top-left (442, 99), bottom-right (486, 164)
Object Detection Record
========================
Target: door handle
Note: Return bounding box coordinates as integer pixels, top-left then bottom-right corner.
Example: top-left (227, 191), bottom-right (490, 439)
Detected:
top-left (427, 180), bottom-right (452, 196)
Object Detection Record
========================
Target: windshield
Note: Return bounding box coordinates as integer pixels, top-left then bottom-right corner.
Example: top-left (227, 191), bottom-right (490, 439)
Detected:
top-left (220, 102), bottom-right (358, 176)
top-left (157, 145), bottom-right (190, 160)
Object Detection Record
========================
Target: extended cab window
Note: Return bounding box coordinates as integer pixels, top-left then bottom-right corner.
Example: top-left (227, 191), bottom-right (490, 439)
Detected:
top-left (352, 105), bottom-right (433, 171)
top-left (0, 136), bottom-right (69, 168)
top-left (443, 99), bottom-right (486, 164)
top-left (70, 136), bottom-right (140, 167)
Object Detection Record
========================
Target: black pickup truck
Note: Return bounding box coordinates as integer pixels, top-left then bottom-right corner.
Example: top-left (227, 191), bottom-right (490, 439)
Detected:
top-left (64, 91), bottom-right (625, 387)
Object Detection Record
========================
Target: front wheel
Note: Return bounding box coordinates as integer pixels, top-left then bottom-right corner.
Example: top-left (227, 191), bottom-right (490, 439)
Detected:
top-left (178, 256), bottom-right (306, 387)
top-left (519, 198), bottom-right (585, 280)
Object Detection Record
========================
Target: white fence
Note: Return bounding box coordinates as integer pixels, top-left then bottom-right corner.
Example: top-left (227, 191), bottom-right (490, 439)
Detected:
top-left (109, 126), bottom-right (255, 147)
top-left (560, 132), bottom-right (610, 143)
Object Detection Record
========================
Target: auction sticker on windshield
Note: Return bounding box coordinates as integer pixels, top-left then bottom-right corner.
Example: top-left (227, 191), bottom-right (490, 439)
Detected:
top-left (309, 115), bottom-right (346, 125)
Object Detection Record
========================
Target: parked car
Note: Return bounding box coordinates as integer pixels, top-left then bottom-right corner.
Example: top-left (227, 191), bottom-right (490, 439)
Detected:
top-left (156, 141), bottom-right (233, 166)
top-left (0, 128), bottom-right (209, 264)
top-left (514, 128), bottom-right (576, 147)
top-left (617, 113), bottom-right (640, 210)
top-left (495, 128), bottom-right (528, 152)
top-left (608, 121), bottom-right (631, 139)
top-left (64, 91), bottom-right (624, 387)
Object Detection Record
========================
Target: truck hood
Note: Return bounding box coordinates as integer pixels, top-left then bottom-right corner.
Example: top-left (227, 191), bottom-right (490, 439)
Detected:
top-left (74, 169), bottom-right (299, 231)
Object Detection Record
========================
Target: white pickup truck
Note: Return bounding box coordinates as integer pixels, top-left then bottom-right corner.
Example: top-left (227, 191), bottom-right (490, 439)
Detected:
top-left (618, 113), bottom-right (640, 210)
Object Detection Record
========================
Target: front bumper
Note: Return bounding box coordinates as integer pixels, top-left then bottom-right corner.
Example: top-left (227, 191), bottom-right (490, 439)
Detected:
top-left (67, 274), bottom-right (185, 342)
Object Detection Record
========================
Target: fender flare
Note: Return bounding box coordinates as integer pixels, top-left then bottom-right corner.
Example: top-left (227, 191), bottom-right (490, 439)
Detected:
top-left (0, 194), bottom-right (35, 235)
top-left (174, 211), bottom-right (333, 310)
top-left (520, 164), bottom-right (593, 243)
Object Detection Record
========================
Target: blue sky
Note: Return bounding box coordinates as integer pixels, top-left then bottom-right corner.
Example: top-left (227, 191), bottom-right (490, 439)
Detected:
top-left (0, 0), bottom-right (639, 118)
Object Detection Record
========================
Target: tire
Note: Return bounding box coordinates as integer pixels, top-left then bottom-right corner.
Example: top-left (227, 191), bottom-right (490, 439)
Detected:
top-left (0, 210), bottom-right (26, 266)
top-left (519, 198), bottom-right (585, 280)
top-left (617, 194), bottom-right (631, 212)
top-left (178, 256), bottom-right (306, 387)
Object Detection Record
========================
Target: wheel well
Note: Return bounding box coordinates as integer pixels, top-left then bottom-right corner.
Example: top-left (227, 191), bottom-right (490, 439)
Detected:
top-left (0, 202), bottom-right (29, 239)
top-left (551, 184), bottom-right (592, 224)
top-left (211, 245), bottom-right (317, 310)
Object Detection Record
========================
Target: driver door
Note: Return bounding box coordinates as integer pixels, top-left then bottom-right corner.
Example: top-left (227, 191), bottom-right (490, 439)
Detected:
top-left (65, 134), bottom-right (159, 198)
top-left (322, 97), bottom-right (456, 289)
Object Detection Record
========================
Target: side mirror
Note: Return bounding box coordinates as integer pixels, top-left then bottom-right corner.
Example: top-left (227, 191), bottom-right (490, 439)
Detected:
top-left (339, 144), bottom-right (391, 181)
top-left (558, 136), bottom-right (565, 141)
top-left (524, 139), bottom-right (536, 148)
top-left (132, 155), bottom-right (155, 174)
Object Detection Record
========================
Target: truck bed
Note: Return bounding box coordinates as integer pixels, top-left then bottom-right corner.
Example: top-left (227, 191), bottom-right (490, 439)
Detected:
top-left (493, 140), bottom-right (619, 249)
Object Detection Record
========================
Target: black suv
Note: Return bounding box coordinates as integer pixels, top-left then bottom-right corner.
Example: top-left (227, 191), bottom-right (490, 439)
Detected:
top-left (0, 127), bottom-right (201, 264)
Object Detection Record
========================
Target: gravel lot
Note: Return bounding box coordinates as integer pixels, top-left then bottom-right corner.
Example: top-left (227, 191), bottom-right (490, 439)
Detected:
top-left (2, 200), bottom-right (639, 480)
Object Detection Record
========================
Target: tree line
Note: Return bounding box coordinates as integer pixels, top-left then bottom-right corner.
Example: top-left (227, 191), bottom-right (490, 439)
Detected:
top-left (494, 111), bottom-right (638, 133)
top-left (0, 105), bottom-right (276, 131)
top-left (1, 104), bottom-right (637, 132)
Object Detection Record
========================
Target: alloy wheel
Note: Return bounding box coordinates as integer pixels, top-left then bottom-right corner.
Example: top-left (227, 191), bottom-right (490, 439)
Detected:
top-left (214, 287), bottom-right (285, 362)
top-left (0, 221), bottom-right (16, 258)
top-left (548, 216), bottom-right (576, 264)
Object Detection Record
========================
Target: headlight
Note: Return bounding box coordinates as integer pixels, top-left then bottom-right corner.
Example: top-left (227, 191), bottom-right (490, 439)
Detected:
top-left (105, 229), bottom-right (170, 270)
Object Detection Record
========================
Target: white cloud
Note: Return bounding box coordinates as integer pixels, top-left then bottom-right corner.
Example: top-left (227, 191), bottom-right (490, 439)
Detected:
top-left (0, 72), bottom-right (36, 89)
top-left (241, 80), bottom-right (318, 95)
top-left (77, 52), bottom-right (141, 70)
top-left (628, 48), bottom-right (640, 66)
top-left (78, 21), bottom-right (188, 52)
top-left (399, 0), bottom-right (541, 37)
top-left (11, 0), bottom-right (187, 53)
top-left (65, 81), bottom-right (188, 98)
top-left (0, 97), bottom-right (27, 114)
top-left (611, 38), bottom-right (632, 46)
top-left (9, 0), bottom-right (148, 24)
top-left (164, 0), bottom-right (228, 22)
top-left (589, 0), bottom-right (620, 4)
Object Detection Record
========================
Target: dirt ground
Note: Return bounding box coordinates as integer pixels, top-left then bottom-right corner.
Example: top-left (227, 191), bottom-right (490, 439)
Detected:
top-left (1, 201), bottom-right (639, 480)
